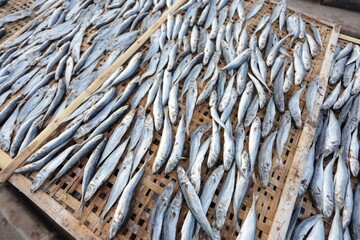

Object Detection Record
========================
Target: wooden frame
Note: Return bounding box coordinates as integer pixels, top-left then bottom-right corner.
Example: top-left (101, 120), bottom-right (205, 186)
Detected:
top-left (268, 23), bottom-right (341, 240)
top-left (0, 0), bottom-right (188, 182)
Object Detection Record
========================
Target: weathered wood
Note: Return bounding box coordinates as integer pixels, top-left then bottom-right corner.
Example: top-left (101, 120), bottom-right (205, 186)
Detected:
top-left (9, 174), bottom-right (100, 240)
top-left (0, 0), bottom-right (187, 182)
top-left (0, 149), bottom-right (12, 169)
top-left (268, 23), bottom-right (341, 240)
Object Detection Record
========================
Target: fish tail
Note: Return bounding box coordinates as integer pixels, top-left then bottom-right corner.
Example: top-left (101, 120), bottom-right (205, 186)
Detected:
top-left (273, 156), bottom-right (284, 172)
top-left (95, 214), bottom-right (105, 230)
top-left (74, 202), bottom-right (84, 219)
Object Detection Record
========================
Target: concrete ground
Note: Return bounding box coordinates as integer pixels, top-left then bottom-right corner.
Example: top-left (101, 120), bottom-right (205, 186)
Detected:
top-left (0, 183), bottom-right (71, 240)
top-left (287, 0), bottom-right (360, 38)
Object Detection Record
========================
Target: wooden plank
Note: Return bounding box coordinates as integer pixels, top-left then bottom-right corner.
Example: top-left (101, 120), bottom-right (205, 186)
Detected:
top-left (0, 149), bottom-right (12, 169)
top-left (0, 0), bottom-right (187, 182)
top-left (339, 33), bottom-right (360, 44)
top-left (268, 23), bottom-right (341, 240)
top-left (9, 174), bottom-right (100, 240)
top-left (0, 0), bottom-right (63, 48)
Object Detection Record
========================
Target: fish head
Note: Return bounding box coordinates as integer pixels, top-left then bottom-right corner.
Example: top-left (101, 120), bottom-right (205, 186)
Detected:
top-left (31, 174), bottom-right (44, 192)
top-left (109, 219), bottom-right (120, 240)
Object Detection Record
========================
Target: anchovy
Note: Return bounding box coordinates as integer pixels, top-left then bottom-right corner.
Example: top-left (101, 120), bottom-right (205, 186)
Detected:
top-left (351, 68), bottom-right (360, 95)
top-left (236, 61), bottom-right (248, 95)
top-left (0, 106), bottom-right (19, 151)
top-left (26, 120), bottom-right (81, 164)
top-left (328, 207), bottom-right (343, 239)
top-left (310, 155), bottom-right (324, 212)
top-left (322, 82), bottom-right (341, 109)
top-left (165, 113), bottom-right (185, 174)
top-left (207, 120), bottom-right (221, 168)
top-left (177, 166), bottom-right (215, 240)
top-left (292, 215), bottom-right (322, 240)
top-left (329, 56), bottom-right (348, 85)
top-left (237, 81), bottom-right (254, 126)
top-left (323, 111), bottom-right (341, 157)
top-left (298, 143), bottom-right (316, 197)
top-left (100, 109), bottom-right (135, 163)
top-left (30, 145), bottom-right (78, 192)
top-left (153, 87), bottom-right (164, 132)
top-left (109, 162), bottom-right (146, 240)
top-left (236, 193), bottom-right (259, 240)
top-left (193, 165), bottom-right (224, 238)
top-left (148, 181), bottom-right (175, 240)
top-left (111, 53), bottom-right (142, 87)
top-left (350, 184), bottom-right (360, 239)
top-left (289, 87), bottom-right (304, 128)
top-left (244, 95), bottom-right (259, 128)
top-left (323, 156), bottom-right (335, 218)
top-left (302, 40), bottom-right (312, 71)
top-left (221, 48), bottom-right (251, 71)
top-left (349, 128), bottom-right (359, 177)
top-left (190, 137), bottom-right (211, 193)
top-left (276, 111), bottom-right (291, 167)
top-left (212, 163), bottom-right (235, 237)
top-left (141, 53), bottom-right (160, 81)
top-left (163, 191), bottom-right (183, 240)
top-left (259, 131), bottom-right (277, 188)
top-left (266, 35), bottom-right (289, 66)
top-left (248, 73), bottom-right (268, 109)
top-left (152, 110), bottom-right (172, 173)
top-left (77, 137), bottom-right (107, 217)
top-left (306, 218), bottom-right (325, 240)
top-left (246, 0), bottom-right (264, 19)
top-left (185, 78), bottom-right (197, 135)
top-left (132, 115), bottom-right (153, 173)
top-left (249, 117), bottom-right (261, 174)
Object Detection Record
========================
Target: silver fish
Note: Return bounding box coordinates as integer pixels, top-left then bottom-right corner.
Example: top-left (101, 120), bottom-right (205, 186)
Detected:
top-left (165, 113), bottom-right (185, 174)
top-left (237, 81), bottom-right (254, 126)
top-left (244, 95), bottom-right (259, 128)
top-left (153, 87), bottom-right (164, 132)
top-left (343, 62), bottom-right (355, 87)
top-left (276, 111), bottom-right (291, 166)
top-left (152, 110), bottom-right (172, 173)
top-left (323, 156), bottom-right (335, 218)
top-left (328, 207), bottom-right (343, 240)
top-left (177, 166), bottom-right (215, 240)
top-left (185, 78), bottom-right (198, 135)
top-left (310, 155), bottom-right (324, 212)
top-left (212, 163), bottom-right (235, 236)
top-left (208, 120), bottom-right (221, 168)
top-left (289, 87), bottom-right (304, 128)
top-left (334, 154), bottom-right (349, 209)
top-left (193, 165), bottom-right (224, 238)
top-left (168, 83), bottom-right (179, 124)
top-left (233, 150), bottom-right (251, 231)
top-left (292, 215), bottom-right (322, 240)
top-left (222, 48), bottom-right (251, 71)
top-left (259, 131), bottom-right (277, 188)
top-left (148, 181), bottom-right (175, 240)
top-left (236, 61), bottom-right (248, 95)
top-left (248, 73), bottom-right (268, 109)
top-left (266, 35), bottom-right (289, 66)
top-left (236, 193), bottom-right (259, 240)
top-left (163, 191), bottom-right (183, 240)
top-left (100, 109), bottom-right (135, 163)
top-left (298, 143), bottom-right (316, 196)
top-left (322, 82), bottom-right (341, 109)
top-left (349, 128), bottom-right (359, 177)
top-left (323, 111), bottom-right (341, 157)
top-left (351, 184), bottom-right (360, 239)
top-left (246, 0), bottom-right (264, 19)
top-left (249, 116), bottom-right (261, 174)
top-left (262, 97), bottom-right (276, 138)
top-left (30, 144), bottom-right (78, 192)
top-left (351, 67), bottom-right (360, 95)
top-left (109, 162), bottom-right (146, 240)
top-left (329, 56), bottom-right (348, 85)
top-left (190, 137), bottom-right (211, 193)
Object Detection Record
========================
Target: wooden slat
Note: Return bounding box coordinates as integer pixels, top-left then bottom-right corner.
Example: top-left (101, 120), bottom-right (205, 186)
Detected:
top-left (339, 33), bottom-right (360, 45)
top-left (0, 149), bottom-right (12, 169)
top-left (0, 0), bottom-right (187, 182)
top-left (9, 174), bottom-right (100, 240)
top-left (268, 23), bottom-right (341, 240)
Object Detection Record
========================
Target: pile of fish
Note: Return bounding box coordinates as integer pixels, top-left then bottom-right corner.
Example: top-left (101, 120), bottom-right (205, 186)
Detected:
top-left (13, 0), bottom-right (330, 239)
top-left (287, 42), bottom-right (360, 239)
top-left (0, 0), bottom-right (174, 157)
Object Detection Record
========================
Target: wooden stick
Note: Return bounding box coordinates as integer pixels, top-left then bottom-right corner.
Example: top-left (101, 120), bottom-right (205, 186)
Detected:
top-left (340, 33), bottom-right (360, 45)
top-left (9, 174), bottom-right (100, 240)
top-left (0, 149), bottom-right (12, 169)
top-left (268, 23), bottom-right (341, 240)
top-left (0, 0), bottom-right (188, 183)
